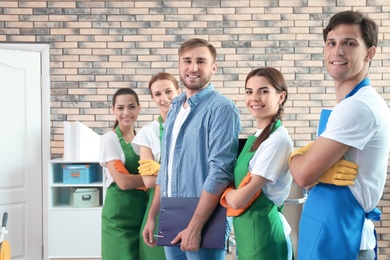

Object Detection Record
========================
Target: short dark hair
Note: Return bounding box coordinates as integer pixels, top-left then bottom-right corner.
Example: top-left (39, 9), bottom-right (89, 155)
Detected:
top-left (323, 10), bottom-right (378, 48)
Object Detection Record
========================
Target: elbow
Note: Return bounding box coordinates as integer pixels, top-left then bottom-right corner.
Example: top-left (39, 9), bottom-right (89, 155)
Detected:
top-left (115, 180), bottom-right (129, 191)
top-left (142, 176), bottom-right (157, 189)
top-left (293, 177), bottom-right (311, 189)
top-left (292, 170), bottom-right (315, 188)
top-left (290, 161), bottom-right (312, 188)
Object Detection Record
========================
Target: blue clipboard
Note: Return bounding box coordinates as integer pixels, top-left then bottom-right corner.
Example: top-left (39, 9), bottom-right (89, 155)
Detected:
top-left (156, 197), bottom-right (227, 249)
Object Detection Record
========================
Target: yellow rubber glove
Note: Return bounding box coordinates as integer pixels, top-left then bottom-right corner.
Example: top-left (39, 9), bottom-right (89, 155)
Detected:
top-left (317, 159), bottom-right (358, 186)
top-left (220, 172), bottom-right (261, 217)
top-left (288, 142), bottom-right (313, 166)
top-left (138, 159), bottom-right (160, 176)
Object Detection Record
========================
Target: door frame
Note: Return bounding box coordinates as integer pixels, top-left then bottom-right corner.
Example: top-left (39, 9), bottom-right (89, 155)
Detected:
top-left (0, 43), bottom-right (50, 259)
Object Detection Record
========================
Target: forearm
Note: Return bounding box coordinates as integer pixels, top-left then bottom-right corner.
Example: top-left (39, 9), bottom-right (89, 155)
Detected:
top-left (290, 155), bottom-right (319, 188)
top-left (188, 190), bottom-right (219, 231)
top-left (226, 174), bottom-right (265, 209)
top-left (139, 146), bottom-right (159, 188)
top-left (147, 185), bottom-right (161, 221)
top-left (107, 161), bottom-right (144, 190)
top-left (114, 172), bottom-right (145, 190)
top-left (290, 137), bottom-right (349, 187)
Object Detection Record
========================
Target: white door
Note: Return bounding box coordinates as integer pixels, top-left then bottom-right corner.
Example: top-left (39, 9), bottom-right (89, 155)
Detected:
top-left (0, 48), bottom-right (43, 259)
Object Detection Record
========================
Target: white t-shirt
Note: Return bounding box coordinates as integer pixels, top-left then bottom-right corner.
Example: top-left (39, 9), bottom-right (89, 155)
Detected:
top-left (321, 86), bottom-right (390, 249)
top-left (132, 120), bottom-right (162, 162)
top-left (248, 126), bottom-right (294, 237)
top-left (99, 131), bottom-right (126, 188)
top-left (167, 106), bottom-right (191, 197)
top-left (249, 126), bottom-right (294, 206)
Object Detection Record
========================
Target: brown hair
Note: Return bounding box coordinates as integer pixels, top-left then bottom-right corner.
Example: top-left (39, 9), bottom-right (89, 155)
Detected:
top-left (323, 10), bottom-right (378, 48)
top-left (112, 88), bottom-right (139, 129)
top-left (148, 72), bottom-right (180, 98)
top-left (178, 38), bottom-right (217, 62)
top-left (245, 67), bottom-right (288, 152)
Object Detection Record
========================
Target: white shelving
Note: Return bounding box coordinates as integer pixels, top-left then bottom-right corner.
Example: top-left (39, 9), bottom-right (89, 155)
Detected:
top-left (47, 158), bottom-right (105, 259)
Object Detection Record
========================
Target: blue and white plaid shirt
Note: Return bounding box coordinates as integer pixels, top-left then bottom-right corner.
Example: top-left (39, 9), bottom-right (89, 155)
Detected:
top-left (156, 83), bottom-right (241, 198)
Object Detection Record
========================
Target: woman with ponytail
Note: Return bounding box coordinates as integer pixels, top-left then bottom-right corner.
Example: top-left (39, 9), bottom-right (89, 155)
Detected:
top-left (220, 67), bottom-right (294, 260)
top-left (99, 88), bottom-right (148, 260)
top-left (132, 72), bottom-right (181, 260)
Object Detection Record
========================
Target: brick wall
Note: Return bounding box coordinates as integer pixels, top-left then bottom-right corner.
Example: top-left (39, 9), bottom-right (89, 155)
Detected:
top-left (1, 0), bottom-right (390, 258)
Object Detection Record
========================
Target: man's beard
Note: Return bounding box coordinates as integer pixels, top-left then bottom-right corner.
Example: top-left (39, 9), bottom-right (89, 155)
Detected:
top-left (180, 74), bottom-right (211, 91)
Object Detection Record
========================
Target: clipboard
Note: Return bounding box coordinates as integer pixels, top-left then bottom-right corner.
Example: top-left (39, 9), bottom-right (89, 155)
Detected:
top-left (156, 197), bottom-right (227, 249)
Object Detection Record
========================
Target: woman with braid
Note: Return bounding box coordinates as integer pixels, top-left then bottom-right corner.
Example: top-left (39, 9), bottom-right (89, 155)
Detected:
top-left (220, 67), bottom-right (293, 259)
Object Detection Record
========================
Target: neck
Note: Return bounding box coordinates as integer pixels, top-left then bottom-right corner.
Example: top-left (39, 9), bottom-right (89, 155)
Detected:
top-left (185, 82), bottom-right (210, 98)
top-left (256, 118), bottom-right (272, 129)
top-left (159, 112), bottom-right (167, 122)
top-left (118, 125), bottom-right (134, 140)
top-left (334, 74), bottom-right (368, 103)
top-left (333, 65), bottom-right (369, 103)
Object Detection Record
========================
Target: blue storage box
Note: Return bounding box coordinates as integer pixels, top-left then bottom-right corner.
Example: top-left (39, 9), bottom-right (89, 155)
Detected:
top-left (62, 164), bottom-right (98, 184)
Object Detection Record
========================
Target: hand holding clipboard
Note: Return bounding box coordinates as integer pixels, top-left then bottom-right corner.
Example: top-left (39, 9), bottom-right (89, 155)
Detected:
top-left (156, 197), bottom-right (227, 249)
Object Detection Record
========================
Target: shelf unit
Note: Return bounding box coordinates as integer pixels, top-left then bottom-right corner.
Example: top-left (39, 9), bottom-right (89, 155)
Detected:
top-left (47, 158), bottom-right (105, 259)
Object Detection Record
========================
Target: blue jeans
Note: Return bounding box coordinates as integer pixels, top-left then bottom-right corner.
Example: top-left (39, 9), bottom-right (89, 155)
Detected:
top-left (164, 246), bottom-right (225, 260)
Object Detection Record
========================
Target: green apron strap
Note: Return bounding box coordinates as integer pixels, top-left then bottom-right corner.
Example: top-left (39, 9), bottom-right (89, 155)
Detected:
top-left (271, 119), bottom-right (282, 132)
top-left (157, 116), bottom-right (164, 164)
top-left (232, 119), bottom-right (288, 259)
top-left (115, 125), bottom-right (140, 174)
top-left (234, 119), bottom-right (282, 186)
top-left (233, 136), bottom-right (257, 187)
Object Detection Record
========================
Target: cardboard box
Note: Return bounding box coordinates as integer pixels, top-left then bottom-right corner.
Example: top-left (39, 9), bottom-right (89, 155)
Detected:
top-left (62, 164), bottom-right (98, 184)
top-left (69, 188), bottom-right (100, 208)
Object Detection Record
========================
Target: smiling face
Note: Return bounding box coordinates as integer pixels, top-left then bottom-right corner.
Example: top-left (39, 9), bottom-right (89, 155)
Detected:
top-left (150, 79), bottom-right (180, 117)
top-left (112, 94), bottom-right (140, 128)
top-left (245, 75), bottom-right (286, 129)
top-left (324, 23), bottom-right (375, 87)
top-left (178, 46), bottom-right (217, 96)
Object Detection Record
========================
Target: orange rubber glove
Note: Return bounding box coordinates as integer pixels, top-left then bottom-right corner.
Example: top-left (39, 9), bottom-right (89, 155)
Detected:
top-left (220, 183), bottom-right (234, 211)
top-left (114, 159), bottom-right (130, 174)
top-left (113, 160), bottom-right (147, 191)
top-left (220, 172), bottom-right (261, 217)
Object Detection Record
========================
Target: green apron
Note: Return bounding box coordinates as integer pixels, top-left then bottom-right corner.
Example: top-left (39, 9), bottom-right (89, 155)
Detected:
top-left (101, 126), bottom-right (148, 260)
top-left (139, 116), bottom-right (166, 260)
top-left (233, 122), bottom-right (288, 260)
top-left (139, 188), bottom-right (166, 260)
